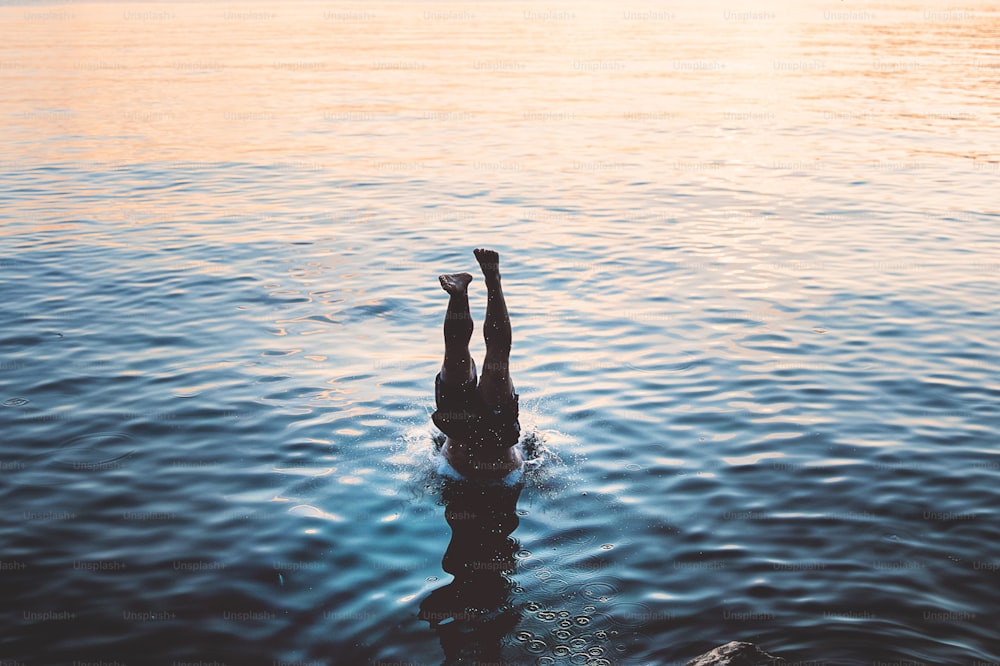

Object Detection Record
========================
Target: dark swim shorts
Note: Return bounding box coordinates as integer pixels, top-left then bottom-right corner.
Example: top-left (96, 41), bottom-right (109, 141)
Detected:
top-left (432, 372), bottom-right (520, 450)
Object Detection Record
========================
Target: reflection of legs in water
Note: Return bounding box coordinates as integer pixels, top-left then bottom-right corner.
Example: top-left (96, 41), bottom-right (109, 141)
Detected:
top-left (419, 479), bottom-right (523, 663)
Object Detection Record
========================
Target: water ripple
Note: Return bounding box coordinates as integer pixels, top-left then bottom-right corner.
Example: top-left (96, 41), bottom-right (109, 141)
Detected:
top-left (2, 2), bottom-right (1000, 664)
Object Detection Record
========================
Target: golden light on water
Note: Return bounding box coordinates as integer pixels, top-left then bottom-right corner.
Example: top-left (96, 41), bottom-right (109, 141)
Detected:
top-left (4, 1), bottom-right (996, 175)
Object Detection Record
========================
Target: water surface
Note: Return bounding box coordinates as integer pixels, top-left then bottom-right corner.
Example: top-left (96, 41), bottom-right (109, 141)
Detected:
top-left (1, 2), bottom-right (999, 664)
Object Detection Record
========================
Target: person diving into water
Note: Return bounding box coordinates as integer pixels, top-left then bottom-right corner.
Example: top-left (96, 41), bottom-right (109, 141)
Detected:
top-left (422, 249), bottom-right (526, 659)
top-left (433, 248), bottom-right (524, 483)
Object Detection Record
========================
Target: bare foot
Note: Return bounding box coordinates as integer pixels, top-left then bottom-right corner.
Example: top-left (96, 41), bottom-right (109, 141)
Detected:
top-left (439, 272), bottom-right (473, 294)
top-left (474, 248), bottom-right (501, 282)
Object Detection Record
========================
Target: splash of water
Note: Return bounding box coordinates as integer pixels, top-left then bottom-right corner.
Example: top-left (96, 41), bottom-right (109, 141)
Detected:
top-left (388, 406), bottom-right (577, 503)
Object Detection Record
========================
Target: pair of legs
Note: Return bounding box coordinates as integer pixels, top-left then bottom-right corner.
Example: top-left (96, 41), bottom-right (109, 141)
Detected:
top-left (437, 249), bottom-right (521, 479)
top-left (439, 248), bottom-right (513, 411)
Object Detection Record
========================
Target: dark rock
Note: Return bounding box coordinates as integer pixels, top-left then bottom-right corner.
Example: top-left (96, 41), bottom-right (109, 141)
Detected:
top-left (684, 641), bottom-right (787, 666)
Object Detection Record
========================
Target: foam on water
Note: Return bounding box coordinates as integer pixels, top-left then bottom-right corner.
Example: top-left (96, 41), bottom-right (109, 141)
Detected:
top-left (391, 408), bottom-right (578, 504)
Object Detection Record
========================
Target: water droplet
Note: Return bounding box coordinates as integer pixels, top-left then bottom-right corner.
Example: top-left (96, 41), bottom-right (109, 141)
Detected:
top-left (515, 631), bottom-right (533, 642)
top-left (557, 610), bottom-right (569, 617)
top-left (526, 602), bottom-right (541, 612)
top-left (595, 630), bottom-right (608, 639)
top-left (580, 580), bottom-right (618, 612)
top-left (2, 397), bottom-right (29, 407)
top-left (540, 576), bottom-right (570, 592)
top-left (553, 645), bottom-right (571, 657)
top-left (813, 327), bottom-right (828, 334)
top-left (573, 615), bottom-right (591, 626)
top-left (558, 619), bottom-right (573, 628)
top-left (589, 647), bottom-right (605, 656)
top-left (553, 629), bottom-right (571, 640)
top-left (583, 605), bottom-right (597, 613)
top-left (600, 544), bottom-right (614, 550)
top-left (516, 549), bottom-right (532, 559)
top-left (537, 611), bottom-right (557, 622)
top-left (526, 639), bottom-right (547, 654)
top-left (426, 576), bottom-right (438, 582)
top-left (570, 637), bottom-right (588, 650)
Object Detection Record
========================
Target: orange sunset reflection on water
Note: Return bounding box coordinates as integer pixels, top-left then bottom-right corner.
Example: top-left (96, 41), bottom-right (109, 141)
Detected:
top-left (3, 1), bottom-right (997, 173)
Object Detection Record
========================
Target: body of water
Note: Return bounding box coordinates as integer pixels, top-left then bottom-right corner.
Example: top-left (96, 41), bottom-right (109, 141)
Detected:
top-left (1, 2), bottom-right (999, 664)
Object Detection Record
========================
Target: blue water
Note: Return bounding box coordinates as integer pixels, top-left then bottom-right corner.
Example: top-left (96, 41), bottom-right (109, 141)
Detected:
top-left (2, 2), bottom-right (999, 664)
